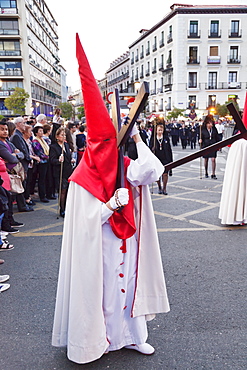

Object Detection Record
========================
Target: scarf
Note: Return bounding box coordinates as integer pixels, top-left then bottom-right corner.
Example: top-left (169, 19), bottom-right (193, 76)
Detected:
top-left (34, 137), bottom-right (49, 156)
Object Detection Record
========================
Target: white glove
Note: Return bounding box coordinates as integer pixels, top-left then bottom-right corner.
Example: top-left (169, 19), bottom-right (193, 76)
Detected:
top-left (109, 188), bottom-right (129, 210)
top-left (129, 123), bottom-right (139, 138)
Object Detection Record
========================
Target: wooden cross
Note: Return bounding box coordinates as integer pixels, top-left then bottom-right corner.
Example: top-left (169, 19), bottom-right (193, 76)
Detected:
top-left (111, 82), bottom-right (149, 189)
top-left (165, 102), bottom-right (247, 172)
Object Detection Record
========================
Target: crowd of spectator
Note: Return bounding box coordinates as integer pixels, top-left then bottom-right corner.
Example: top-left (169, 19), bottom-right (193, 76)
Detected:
top-left (0, 110), bottom-right (87, 292)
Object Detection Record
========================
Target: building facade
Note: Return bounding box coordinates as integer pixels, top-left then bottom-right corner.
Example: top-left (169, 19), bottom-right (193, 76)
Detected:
top-left (108, 4), bottom-right (247, 119)
top-left (0, 0), bottom-right (64, 117)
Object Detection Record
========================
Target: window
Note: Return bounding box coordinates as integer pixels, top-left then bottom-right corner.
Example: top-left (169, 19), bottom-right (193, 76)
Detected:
top-left (146, 41), bottom-right (150, 55)
top-left (188, 72), bottom-right (197, 88)
top-left (188, 95), bottom-right (196, 109)
top-left (153, 36), bottom-right (157, 51)
top-left (210, 20), bottom-right (219, 36)
top-left (189, 46), bottom-right (198, 63)
top-left (231, 20), bottom-right (239, 34)
top-left (167, 50), bottom-right (172, 65)
top-left (190, 21), bottom-right (198, 35)
top-left (160, 31), bottom-right (164, 47)
top-left (229, 46), bottom-right (238, 61)
top-left (167, 25), bottom-right (172, 43)
top-left (229, 71), bottom-right (237, 83)
top-left (0, 1), bottom-right (17, 7)
top-left (210, 46), bottom-right (218, 56)
top-left (208, 72), bottom-right (217, 89)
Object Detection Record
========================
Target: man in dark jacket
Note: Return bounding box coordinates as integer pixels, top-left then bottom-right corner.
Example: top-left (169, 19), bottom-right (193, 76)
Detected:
top-left (10, 117), bottom-right (33, 212)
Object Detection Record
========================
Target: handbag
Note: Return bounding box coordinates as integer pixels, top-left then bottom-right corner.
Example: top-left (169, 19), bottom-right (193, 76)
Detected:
top-left (9, 173), bottom-right (24, 194)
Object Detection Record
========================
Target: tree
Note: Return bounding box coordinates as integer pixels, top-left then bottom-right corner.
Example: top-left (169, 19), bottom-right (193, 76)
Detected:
top-left (166, 107), bottom-right (185, 120)
top-left (4, 87), bottom-right (29, 115)
top-left (215, 100), bottom-right (240, 118)
top-left (77, 106), bottom-right (85, 120)
top-left (58, 102), bottom-right (73, 120)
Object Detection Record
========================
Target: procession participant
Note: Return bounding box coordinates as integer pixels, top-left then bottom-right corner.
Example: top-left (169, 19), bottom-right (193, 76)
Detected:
top-left (199, 115), bottom-right (220, 179)
top-left (219, 95), bottom-right (247, 225)
top-left (149, 121), bottom-right (173, 195)
top-left (52, 34), bottom-right (170, 365)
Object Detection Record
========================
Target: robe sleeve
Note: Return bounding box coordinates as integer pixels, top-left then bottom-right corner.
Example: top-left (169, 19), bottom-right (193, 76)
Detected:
top-left (127, 141), bottom-right (164, 186)
top-left (101, 203), bottom-right (113, 225)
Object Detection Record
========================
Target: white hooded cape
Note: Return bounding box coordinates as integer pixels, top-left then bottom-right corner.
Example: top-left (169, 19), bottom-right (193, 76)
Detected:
top-left (219, 139), bottom-right (247, 225)
top-left (52, 142), bottom-right (170, 364)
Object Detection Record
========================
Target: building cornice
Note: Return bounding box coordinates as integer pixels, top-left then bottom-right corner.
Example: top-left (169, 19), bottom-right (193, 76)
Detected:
top-left (129, 6), bottom-right (247, 48)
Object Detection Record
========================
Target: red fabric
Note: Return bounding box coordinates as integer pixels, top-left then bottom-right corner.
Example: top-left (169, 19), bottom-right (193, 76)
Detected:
top-left (0, 158), bottom-right (10, 191)
top-left (242, 92), bottom-right (247, 129)
top-left (70, 34), bottom-right (136, 240)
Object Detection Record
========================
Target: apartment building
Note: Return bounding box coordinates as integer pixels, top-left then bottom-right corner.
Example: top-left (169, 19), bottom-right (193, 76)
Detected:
top-left (0, 0), bottom-right (64, 117)
top-left (108, 4), bottom-right (247, 119)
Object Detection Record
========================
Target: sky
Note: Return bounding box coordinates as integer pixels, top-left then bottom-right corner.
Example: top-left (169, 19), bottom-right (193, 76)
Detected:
top-left (48, 0), bottom-right (247, 91)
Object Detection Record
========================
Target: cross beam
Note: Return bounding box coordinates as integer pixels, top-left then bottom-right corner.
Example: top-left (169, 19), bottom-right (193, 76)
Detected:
top-left (165, 102), bottom-right (247, 172)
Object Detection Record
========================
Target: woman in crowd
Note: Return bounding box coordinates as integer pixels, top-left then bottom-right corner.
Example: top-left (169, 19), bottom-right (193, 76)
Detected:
top-left (23, 125), bottom-right (40, 206)
top-left (149, 122), bottom-right (173, 195)
top-left (49, 127), bottom-right (74, 217)
top-left (32, 126), bottom-right (50, 203)
top-left (199, 114), bottom-right (220, 179)
top-left (43, 124), bottom-right (56, 200)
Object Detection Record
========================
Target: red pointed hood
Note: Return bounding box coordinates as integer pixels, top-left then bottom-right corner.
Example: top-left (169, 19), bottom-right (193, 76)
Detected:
top-left (69, 34), bottom-right (136, 240)
top-left (70, 34), bottom-right (118, 202)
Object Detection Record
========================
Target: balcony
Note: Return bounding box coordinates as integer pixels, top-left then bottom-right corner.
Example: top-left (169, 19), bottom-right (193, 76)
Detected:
top-left (204, 82), bottom-right (241, 90)
top-left (152, 44), bottom-right (157, 52)
top-left (167, 34), bottom-right (173, 43)
top-left (164, 83), bottom-right (172, 92)
top-left (0, 50), bottom-right (21, 56)
top-left (0, 69), bottom-right (22, 76)
top-left (159, 63), bottom-right (165, 71)
top-left (187, 104), bottom-right (198, 109)
top-left (229, 30), bottom-right (242, 38)
top-left (188, 30), bottom-right (201, 38)
top-left (207, 56), bottom-right (221, 64)
top-left (157, 87), bottom-right (163, 93)
top-left (159, 40), bottom-right (165, 48)
top-left (208, 30), bottom-right (221, 38)
top-left (135, 55), bottom-right (139, 62)
top-left (227, 56), bottom-right (241, 64)
top-left (140, 72), bottom-right (144, 79)
top-left (152, 67), bottom-right (157, 74)
top-left (0, 90), bottom-right (15, 96)
top-left (0, 29), bottom-right (19, 35)
top-left (145, 69), bottom-right (150, 77)
top-left (140, 51), bottom-right (144, 59)
top-left (186, 83), bottom-right (201, 90)
top-left (135, 74), bottom-right (139, 81)
top-left (166, 62), bottom-right (172, 69)
top-left (150, 89), bottom-right (156, 95)
top-left (131, 58), bottom-right (134, 65)
top-left (187, 56), bottom-right (200, 64)
top-left (146, 48), bottom-right (150, 56)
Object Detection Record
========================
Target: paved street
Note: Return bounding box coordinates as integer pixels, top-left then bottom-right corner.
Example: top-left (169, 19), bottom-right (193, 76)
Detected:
top-left (1, 144), bottom-right (246, 370)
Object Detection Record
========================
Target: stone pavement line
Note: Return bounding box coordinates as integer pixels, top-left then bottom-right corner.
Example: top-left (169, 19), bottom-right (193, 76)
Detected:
top-left (13, 221), bottom-right (64, 237)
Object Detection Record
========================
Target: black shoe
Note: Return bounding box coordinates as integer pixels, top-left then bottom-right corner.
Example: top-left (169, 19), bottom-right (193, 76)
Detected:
top-left (18, 206), bottom-right (34, 212)
top-left (163, 191), bottom-right (168, 195)
top-left (10, 221), bottom-right (24, 228)
top-left (205, 173), bottom-right (209, 178)
top-left (26, 200), bottom-right (36, 206)
top-left (211, 174), bottom-right (217, 179)
top-left (60, 210), bottom-right (65, 218)
top-left (40, 198), bottom-right (49, 203)
top-left (158, 189), bottom-right (163, 194)
top-left (2, 226), bottom-right (19, 234)
top-left (47, 195), bottom-right (56, 200)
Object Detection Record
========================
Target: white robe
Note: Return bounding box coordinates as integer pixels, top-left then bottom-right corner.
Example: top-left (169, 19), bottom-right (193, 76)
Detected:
top-left (219, 139), bottom-right (247, 225)
top-left (52, 141), bottom-right (170, 364)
